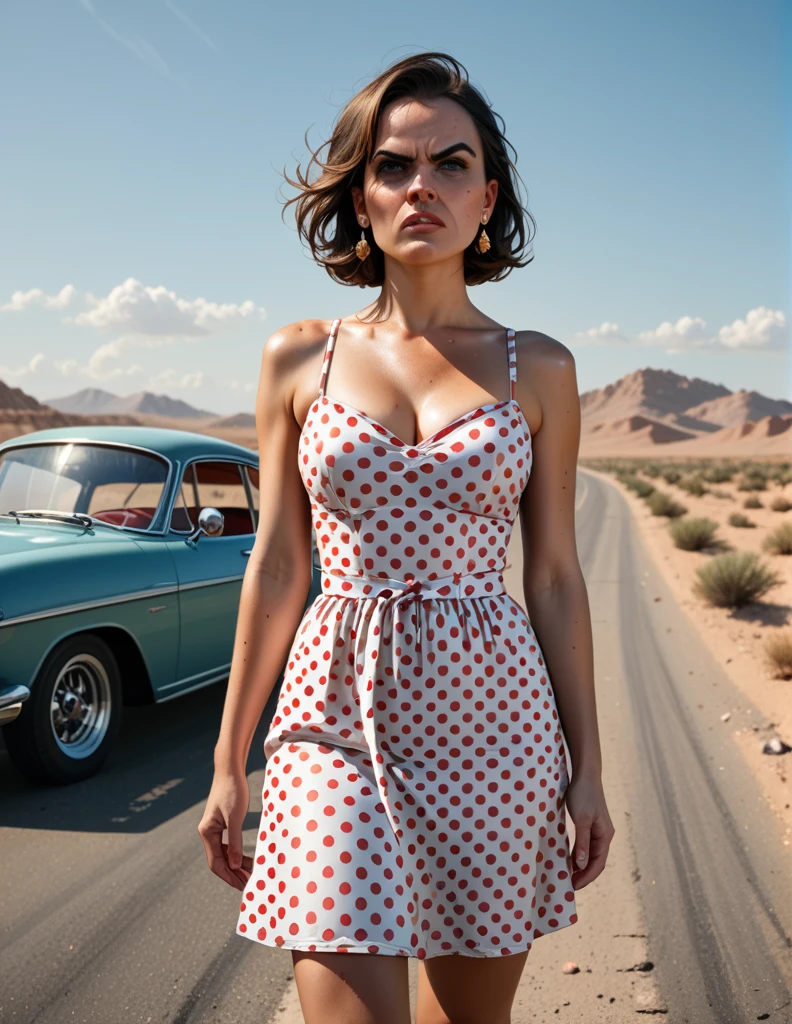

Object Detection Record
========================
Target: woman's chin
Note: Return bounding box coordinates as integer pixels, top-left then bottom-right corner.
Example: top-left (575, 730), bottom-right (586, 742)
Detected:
top-left (388, 243), bottom-right (460, 267)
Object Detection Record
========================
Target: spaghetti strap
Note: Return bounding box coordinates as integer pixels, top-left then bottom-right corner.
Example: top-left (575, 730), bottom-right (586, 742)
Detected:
top-left (506, 328), bottom-right (517, 401)
top-left (318, 318), bottom-right (342, 397)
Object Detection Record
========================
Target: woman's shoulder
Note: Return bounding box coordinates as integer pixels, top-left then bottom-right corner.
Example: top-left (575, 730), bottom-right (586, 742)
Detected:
top-left (264, 318), bottom-right (335, 351)
top-left (513, 329), bottom-right (574, 363)
top-left (259, 318), bottom-right (335, 374)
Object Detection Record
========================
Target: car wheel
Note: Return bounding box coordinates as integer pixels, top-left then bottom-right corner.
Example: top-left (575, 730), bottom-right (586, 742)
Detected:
top-left (3, 634), bottom-right (123, 785)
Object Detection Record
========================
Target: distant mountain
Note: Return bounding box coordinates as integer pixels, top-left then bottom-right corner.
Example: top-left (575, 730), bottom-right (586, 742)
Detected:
top-left (681, 389), bottom-right (792, 429)
top-left (0, 379), bottom-right (140, 443)
top-left (0, 379), bottom-right (47, 412)
top-left (45, 387), bottom-right (217, 420)
top-left (579, 368), bottom-right (733, 427)
top-left (579, 368), bottom-right (792, 433)
top-left (42, 387), bottom-right (119, 416)
top-left (212, 412), bottom-right (256, 428)
top-left (586, 414), bottom-right (698, 444)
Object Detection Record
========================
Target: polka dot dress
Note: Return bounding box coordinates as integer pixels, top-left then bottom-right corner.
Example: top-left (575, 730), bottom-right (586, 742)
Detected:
top-left (236, 318), bottom-right (578, 958)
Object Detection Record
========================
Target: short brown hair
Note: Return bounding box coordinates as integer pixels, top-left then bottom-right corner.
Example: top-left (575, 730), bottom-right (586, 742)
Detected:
top-left (281, 52), bottom-right (536, 287)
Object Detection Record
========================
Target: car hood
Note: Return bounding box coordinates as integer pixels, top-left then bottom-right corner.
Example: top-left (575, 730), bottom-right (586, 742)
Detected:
top-left (0, 518), bottom-right (142, 557)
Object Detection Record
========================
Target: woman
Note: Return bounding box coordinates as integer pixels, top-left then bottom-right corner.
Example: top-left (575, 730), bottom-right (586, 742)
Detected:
top-left (199, 51), bottom-right (614, 1024)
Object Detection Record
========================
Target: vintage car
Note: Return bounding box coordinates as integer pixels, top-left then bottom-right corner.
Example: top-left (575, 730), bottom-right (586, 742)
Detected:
top-left (0, 425), bottom-right (320, 785)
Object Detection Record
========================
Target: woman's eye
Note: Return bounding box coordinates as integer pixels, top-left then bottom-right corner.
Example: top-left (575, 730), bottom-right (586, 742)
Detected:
top-left (377, 160), bottom-right (405, 174)
top-left (376, 158), bottom-right (467, 175)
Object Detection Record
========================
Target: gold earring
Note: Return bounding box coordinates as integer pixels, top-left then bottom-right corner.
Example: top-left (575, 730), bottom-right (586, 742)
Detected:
top-left (475, 224), bottom-right (491, 254)
top-left (355, 229), bottom-right (371, 261)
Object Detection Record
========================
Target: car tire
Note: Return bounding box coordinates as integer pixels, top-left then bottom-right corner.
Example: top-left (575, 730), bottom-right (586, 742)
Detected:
top-left (3, 634), bottom-right (123, 785)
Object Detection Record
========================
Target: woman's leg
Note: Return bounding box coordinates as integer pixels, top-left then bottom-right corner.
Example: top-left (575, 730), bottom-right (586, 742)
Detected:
top-left (415, 950), bottom-right (531, 1024)
top-left (292, 950), bottom-right (412, 1024)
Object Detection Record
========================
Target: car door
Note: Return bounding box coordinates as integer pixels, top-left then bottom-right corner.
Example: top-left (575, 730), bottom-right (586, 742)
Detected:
top-left (164, 459), bottom-right (256, 691)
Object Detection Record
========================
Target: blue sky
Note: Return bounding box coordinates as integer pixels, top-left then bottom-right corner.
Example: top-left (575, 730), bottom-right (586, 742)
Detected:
top-left (0, 0), bottom-right (788, 415)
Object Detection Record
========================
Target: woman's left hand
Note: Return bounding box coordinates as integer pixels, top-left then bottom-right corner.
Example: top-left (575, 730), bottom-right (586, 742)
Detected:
top-left (564, 771), bottom-right (616, 890)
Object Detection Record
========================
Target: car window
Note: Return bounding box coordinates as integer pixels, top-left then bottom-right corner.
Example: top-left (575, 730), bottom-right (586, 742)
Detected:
top-left (0, 443), bottom-right (169, 531)
top-left (170, 460), bottom-right (255, 536)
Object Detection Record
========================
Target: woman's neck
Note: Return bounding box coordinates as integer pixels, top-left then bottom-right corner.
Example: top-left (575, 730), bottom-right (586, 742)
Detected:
top-left (359, 254), bottom-right (486, 335)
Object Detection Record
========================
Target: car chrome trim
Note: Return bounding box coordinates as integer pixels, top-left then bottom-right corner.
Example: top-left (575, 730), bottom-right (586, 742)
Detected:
top-left (174, 575), bottom-right (245, 592)
top-left (0, 574), bottom-right (246, 629)
top-left (0, 439), bottom-right (175, 535)
top-left (157, 664), bottom-right (232, 695)
top-left (0, 683), bottom-right (31, 709)
top-left (0, 585), bottom-right (181, 629)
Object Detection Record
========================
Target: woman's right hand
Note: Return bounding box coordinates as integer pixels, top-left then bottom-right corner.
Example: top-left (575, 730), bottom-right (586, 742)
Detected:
top-left (198, 771), bottom-right (254, 891)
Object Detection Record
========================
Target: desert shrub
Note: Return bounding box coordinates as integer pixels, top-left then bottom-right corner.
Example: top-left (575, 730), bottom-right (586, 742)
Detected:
top-left (762, 521), bottom-right (792, 555)
top-left (728, 512), bottom-right (755, 528)
top-left (660, 469), bottom-right (681, 485)
top-left (632, 478), bottom-right (656, 498)
top-left (620, 474), bottom-right (655, 498)
top-left (736, 472), bottom-right (768, 492)
top-left (668, 517), bottom-right (719, 551)
top-left (692, 551), bottom-right (781, 608)
top-left (764, 630), bottom-right (792, 680)
top-left (702, 464), bottom-right (734, 484)
top-left (647, 490), bottom-right (687, 518)
top-left (743, 495), bottom-right (763, 509)
top-left (769, 495), bottom-right (792, 512)
top-left (677, 473), bottom-right (707, 497)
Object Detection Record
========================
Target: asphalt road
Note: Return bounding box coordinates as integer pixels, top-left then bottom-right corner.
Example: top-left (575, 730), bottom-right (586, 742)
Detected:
top-left (1, 468), bottom-right (790, 1023)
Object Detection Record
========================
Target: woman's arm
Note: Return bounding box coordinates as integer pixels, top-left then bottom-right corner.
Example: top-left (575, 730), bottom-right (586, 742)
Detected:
top-left (212, 323), bottom-right (316, 776)
top-left (516, 332), bottom-right (614, 889)
top-left (516, 333), bottom-right (600, 776)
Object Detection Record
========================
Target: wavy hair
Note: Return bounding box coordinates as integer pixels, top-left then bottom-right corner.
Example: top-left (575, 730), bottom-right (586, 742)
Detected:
top-left (281, 52), bottom-right (536, 287)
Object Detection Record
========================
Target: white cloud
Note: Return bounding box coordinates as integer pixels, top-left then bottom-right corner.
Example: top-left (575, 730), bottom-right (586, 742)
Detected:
top-left (574, 307), bottom-right (787, 354)
top-left (717, 307), bottom-right (787, 351)
top-left (148, 368), bottom-right (207, 390)
top-left (67, 277), bottom-right (264, 337)
top-left (572, 322), bottom-right (630, 347)
top-left (82, 338), bottom-right (146, 380)
top-left (53, 358), bottom-right (80, 377)
top-left (2, 277), bottom-right (266, 386)
top-left (0, 352), bottom-right (47, 377)
top-left (1, 285), bottom-right (76, 312)
top-left (635, 315), bottom-right (711, 352)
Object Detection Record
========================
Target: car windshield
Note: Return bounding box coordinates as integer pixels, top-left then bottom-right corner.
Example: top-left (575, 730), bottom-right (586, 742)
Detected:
top-left (0, 442), bottom-right (170, 531)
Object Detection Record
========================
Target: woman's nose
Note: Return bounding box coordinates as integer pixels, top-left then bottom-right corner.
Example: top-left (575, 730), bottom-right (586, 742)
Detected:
top-left (407, 177), bottom-right (437, 204)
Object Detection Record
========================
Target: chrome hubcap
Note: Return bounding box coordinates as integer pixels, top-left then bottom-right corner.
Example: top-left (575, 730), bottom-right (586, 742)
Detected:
top-left (49, 654), bottom-right (111, 758)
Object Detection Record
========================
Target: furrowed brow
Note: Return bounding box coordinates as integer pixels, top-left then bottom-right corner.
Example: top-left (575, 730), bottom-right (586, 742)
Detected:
top-left (371, 142), bottom-right (477, 162)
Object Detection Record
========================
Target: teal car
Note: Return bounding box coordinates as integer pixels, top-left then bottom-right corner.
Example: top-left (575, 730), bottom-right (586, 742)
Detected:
top-left (0, 425), bottom-right (321, 785)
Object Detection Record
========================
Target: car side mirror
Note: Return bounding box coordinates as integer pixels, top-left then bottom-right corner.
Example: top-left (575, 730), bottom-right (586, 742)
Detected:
top-left (187, 507), bottom-right (224, 545)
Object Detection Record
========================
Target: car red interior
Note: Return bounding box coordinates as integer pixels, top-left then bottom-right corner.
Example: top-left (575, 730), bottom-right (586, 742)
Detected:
top-left (170, 506), bottom-right (254, 535)
top-left (92, 507), bottom-right (156, 529)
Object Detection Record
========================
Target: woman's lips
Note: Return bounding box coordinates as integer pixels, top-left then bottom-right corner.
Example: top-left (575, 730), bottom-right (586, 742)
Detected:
top-left (402, 221), bottom-right (443, 233)
top-left (401, 213), bottom-right (446, 231)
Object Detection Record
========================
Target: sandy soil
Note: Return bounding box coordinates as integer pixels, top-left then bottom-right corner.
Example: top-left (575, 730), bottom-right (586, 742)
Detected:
top-left (583, 464), bottom-right (792, 848)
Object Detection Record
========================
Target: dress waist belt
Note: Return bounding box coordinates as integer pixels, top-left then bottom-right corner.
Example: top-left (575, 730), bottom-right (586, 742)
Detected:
top-left (320, 568), bottom-right (506, 601)
top-left (319, 568), bottom-right (506, 652)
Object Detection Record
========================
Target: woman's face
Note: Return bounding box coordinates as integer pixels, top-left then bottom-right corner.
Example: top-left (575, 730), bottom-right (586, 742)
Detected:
top-left (351, 95), bottom-right (498, 269)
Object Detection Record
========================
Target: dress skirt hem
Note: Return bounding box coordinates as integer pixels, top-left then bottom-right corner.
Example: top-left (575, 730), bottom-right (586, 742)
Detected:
top-left (236, 910), bottom-right (577, 959)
